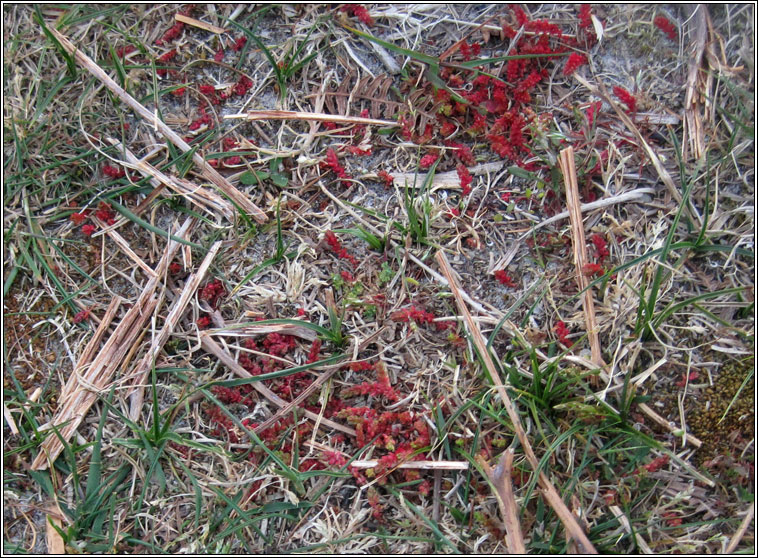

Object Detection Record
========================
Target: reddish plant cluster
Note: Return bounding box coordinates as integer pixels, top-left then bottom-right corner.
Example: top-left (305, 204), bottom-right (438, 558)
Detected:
top-left (306, 339), bottom-right (321, 364)
top-left (205, 404), bottom-right (240, 443)
top-left (115, 44), bottom-right (136, 58)
top-left (156, 49), bottom-right (178, 77)
top-left (583, 262), bottom-right (605, 277)
top-left (102, 164), bottom-right (125, 179)
top-left (577, 4), bottom-right (593, 29)
top-left (377, 169), bottom-right (394, 188)
top-left (456, 163), bottom-right (473, 195)
top-left (72, 308), bottom-right (90, 323)
top-left (336, 406), bottom-right (430, 466)
top-left (263, 332), bottom-right (297, 357)
top-left (563, 52), bottom-right (588, 76)
top-left (589, 233), bottom-right (610, 263)
top-left (70, 201), bottom-right (117, 235)
top-left (199, 278), bottom-right (225, 309)
top-left (612, 86), bottom-right (637, 113)
top-left (205, 332), bottom-right (328, 453)
top-left (339, 4), bottom-right (374, 26)
top-left (324, 450), bottom-right (347, 467)
top-left (635, 455), bottom-right (670, 475)
top-left (576, 4), bottom-right (600, 45)
top-left (459, 39), bottom-right (482, 61)
top-left (342, 362), bottom-right (399, 402)
top-left (155, 5), bottom-right (194, 46)
top-left (324, 230), bottom-right (358, 267)
top-left (70, 211), bottom-right (89, 225)
top-left (554, 320), bottom-right (573, 348)
top-left (390, 305), bottom-right (453, 331)
top-left (366, 487), bottom-right (384, 520)
top-left (494, 269), bottom-right (517, 288)
top-left (188, 75), bottom-right (254, 139)
top-left (94, 201), bottom-right (116, 225)
top-left (393, 5), bottom-right (601, 201)
top-left (675, 370), bottom-right (699, 388)
top-left (653, 15), bottom-right (677, 41)
top-left (323, 148), bottom-right (351, 186)
top-left (419, 152), bottom-right (439, 169)
top-left (662, 511), bottom-right (683, 527)
top-left (232, 36), bottom-right (247, 51)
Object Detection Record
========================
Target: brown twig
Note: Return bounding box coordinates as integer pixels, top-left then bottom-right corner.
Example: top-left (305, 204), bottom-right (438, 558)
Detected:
top-left (636, 402), bottom-right (703, 448)
top-left (3, 403), bottom-right (19, 436)
top-left (725, 505), bottom-right (755, 554)
top-left (47, 27), bottom-right (267, 224)
top-left (478, 448), bottom-right (526, 554)
top-left (435, 250), bottom-right (598, 553)
top-left (45, 501), bottom-right (65, 554)
top-left (559, 146), bottom-right (604, 369)
top-left (349, 460), bottom-right (468, 470)
top-left (174, 13), bottom-right (226, 34)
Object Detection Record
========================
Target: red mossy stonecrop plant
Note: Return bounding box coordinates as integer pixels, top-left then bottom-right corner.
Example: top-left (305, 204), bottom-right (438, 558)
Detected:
top-left (339, 4), bottom-right (374, 26)
top-left (342, 361), bottom-right (399, 402)
top-left (155, 4), bottom-right (194, 45)
top-left (653, 15), bottom-right (678, 41)
top-left (612, 86), bottom-right (637, 113)
top-left (589, 233), bottom-right (610, 263)
top-left (323, 148), bottom-right (351, 187)
top-left (199, 278), bottom-right (225, 309)
top-left (390, 305), bottom-right (455, 332)
top-left (394, 4), bottom-right (603, 204)
top-left (324, 230), bottom-right (358, 267)
top-left (494, 269), bottom-right (517, 288)
top-left (555, 320), bottom-right (573, 348)
top-left (563, 52), bottom-right (588, 76)
top-left (456, 163), bottom-right (473, 196)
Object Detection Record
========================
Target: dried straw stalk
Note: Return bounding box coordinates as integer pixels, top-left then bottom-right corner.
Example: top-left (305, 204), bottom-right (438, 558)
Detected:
top-left (725, 505), bottom-right (755, 554)
top-left (126, 240), bottom-right (223, 420)
top-left (3, 404), bottom-right (19, 436)
top-left (390, 161), bottom-right (504, 191)
top-left (477, 448), bottom-right (526, 554)
top-left (31, 219), bottom-right (194, 470)
top-left (174, 13), bottom-right (226, 34)
top-left (435, 250), bottom-right (598, 554)
top-left (47, 27), bottom-right (267, 224)
top-left (210, 322), bottom-right (318, 342)
top-left (636, 402), bottom-right (702, 448)
top-left (559, 146), bottom-right (604, 367)
top-left (225, 109), bottom-right (397, 127)
top-left (45, 501), bottom-right (65, 554)
top-left (350, 460), bottom-right (469, 470)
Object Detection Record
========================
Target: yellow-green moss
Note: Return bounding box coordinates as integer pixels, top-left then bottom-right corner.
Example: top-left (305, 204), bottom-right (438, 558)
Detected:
top-left (689, 359), bottom-right (754, 465)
